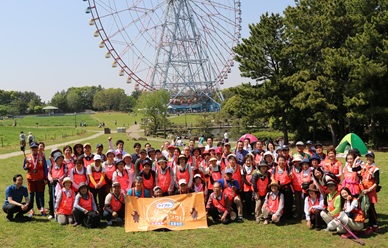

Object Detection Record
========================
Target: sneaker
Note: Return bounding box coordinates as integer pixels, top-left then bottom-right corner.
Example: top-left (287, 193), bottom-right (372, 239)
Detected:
top-left (341, 233), bottom-right (352, 239)
top-left (40, 208), bottom-right (47, 216)
top-left (73, 222), bottom-right (78, 227)
top-left (255, 217), bottom-right (260, 224)
top-left (236, 216), bottom-right (244, 223)
top-left (263, 220), bottom-right (269, 225)
top-left (48, 215), bottom-right (54, 219)
top-left (28, 209), bottom-right (34, 218)
top-left (107, 220), bottom-right (113, 226)
top-left (324, 227), bottom-right (330, 232)
top-left (6, 216), bottom-right (13, 222)
top-left (364, 226), bottom-right (379, 235)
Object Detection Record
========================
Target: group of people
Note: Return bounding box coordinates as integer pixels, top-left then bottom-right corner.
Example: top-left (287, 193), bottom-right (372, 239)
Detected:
top-left (3, 136), bottom-right (381, 238)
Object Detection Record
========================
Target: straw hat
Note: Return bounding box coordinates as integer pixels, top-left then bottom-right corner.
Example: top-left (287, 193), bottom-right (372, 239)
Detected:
top-left (62, 177), bottom-right (72, 186)
top-left (268, 179), bottom-right (280, 189)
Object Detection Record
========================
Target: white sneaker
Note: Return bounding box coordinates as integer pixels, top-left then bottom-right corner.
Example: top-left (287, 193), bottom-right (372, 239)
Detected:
top-left (48, 215), bottom-right (54, 219)
top-left (28, 209), bottom-right (34, 218)
top-left (107, 220), bottom-right (113, 226)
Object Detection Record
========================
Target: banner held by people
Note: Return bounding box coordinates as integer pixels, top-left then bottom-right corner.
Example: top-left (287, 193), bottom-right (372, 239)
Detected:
top-left (125, 192), bottom-right (208, 232)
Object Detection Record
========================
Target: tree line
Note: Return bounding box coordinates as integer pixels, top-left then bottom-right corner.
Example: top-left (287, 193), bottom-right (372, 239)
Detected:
top-left (221, 0), bottom-right (387, 148)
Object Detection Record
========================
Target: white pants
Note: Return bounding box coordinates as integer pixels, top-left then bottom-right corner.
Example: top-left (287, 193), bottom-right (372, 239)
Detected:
top-left (321, 211), bottom-right (363, 233)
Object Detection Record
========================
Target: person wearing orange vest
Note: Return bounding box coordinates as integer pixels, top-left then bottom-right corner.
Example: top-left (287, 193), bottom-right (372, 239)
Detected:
top-left (86, 154), bottom-right (107, 213)
top-left (225, 154), bottom-right (242, 188)
top-left (322, 146), bottom-right (342, 180)
top-left (72, 182), bottom-right (98, 226)
top-left (361, 152), bottom-right (380, 234)
top-left (206, 182), bottom-right (232, 224)
top-left (262, 179), bottom-right (284, 225)
top-left (204, 156), bottom-right (223, 199)
top-left (72, 143), bottom-right (83, 160)
top-left (272, 155), bottom-right (292, 219)
top-left (112, 159), bottom-right (130, 194)
top-left (217, 168), bottom-right (243, 223)
top-left (336, 187), bottom-right (365, 239)
top-left (127, 176), bottom-right (150, 198)
top-left (123, 154), bottom-right (135, 188)
top-left (174, 179), bottom-right (194, 195)
top-left (192, 174), bottom-right (207, 199)
top-left (55, 177), bottom-right (75, 225)
top-left (252, 160), bottom-right (271, 223)
top-left (70, 158), bottom-right (89, 192)
top-left (48, 149), bottom-right (67, 219)
top-left (155, 157), bottom-right (174, 196)
top-left (23, 142), bottom-right (48, 218)
top-left (79, 143), bottom-right (94, 168)
top-left (63, 145), bottom-right (75, 172)
top-left (291, 156), bottom-right (306, 219)
top-left (320, 180), bottom-right (341, 231)
top-left (103, 149), bottom-right (116, 191)
top-left (174, 154), bottom-right (193, 189)
top-left (304, 183), bottom-right (324, 230)
top-left (139, 160), bottom-right (156, 195)
top-left (103, 182), bottom-right (125, 226)
top-left (342, 153), bottom-right (361, 196)
top-left (241, 153), bottom-right (255, 220)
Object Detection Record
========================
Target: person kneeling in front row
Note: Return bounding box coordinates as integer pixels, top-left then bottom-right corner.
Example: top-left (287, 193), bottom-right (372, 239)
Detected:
top-left (72, 183), bottom-right (99, 227)
top-left (3, 174), bottom-right (32, 222)
top-left (262, 180), bottom-right (284, 225)
top-left (206, 182), bottom-right (231, 224)
top-left (103, 182), bottom-right (125, 226)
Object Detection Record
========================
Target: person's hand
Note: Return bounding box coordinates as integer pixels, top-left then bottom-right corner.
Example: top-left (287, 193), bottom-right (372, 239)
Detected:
top-left (84, 210), bottom-right (89, 214)
top-left (309, 207), bottom-right (313, 212)
top-left (272, 215), bottom-right (279, 222)
top-left (306, 220), bottom-right (312, 228)
top-left (95, 182), bottom-right (101, 189)
top-left (363, 189), bottom-right (369, 195)
top-left (21, 204), bottom-right (28, 211)
top-left (108, 137), bottom-right (112, 141)
top-left (254, 194), bottom-right (259, 200)
top-left (44, 179), bottom-right (48, 185)
top-left (232, 186), bottom-right (237, 192)
top-left (221, 216), bottom-right (226, 222)
top-left (112, 211), bottom-right (118, 218)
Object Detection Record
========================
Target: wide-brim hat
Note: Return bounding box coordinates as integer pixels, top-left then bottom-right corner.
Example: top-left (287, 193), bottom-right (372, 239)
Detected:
top-left (178, 154), bottom-right (188, 162)
top-left (292, 154), bottom-right (303, 162)
top-left (106, 149), bottom-right (115, 156)
top-left (325, 180), bottom-right (338, 186)
top-left (227, 154), bottom-right (237, 161)
top-left (268, 179), bottom-right (280, 189)
top-left (115, 159), bottom-right (125, 166)
top-left (157, 157), bottom-right (167, 163)
top-left (300, 158), bottom-right (310, 166)
top-left (306, 183), bottom-right (319, 192)
top-left (209, 157), bottom-right (217, 162)
top-left (201, 150), bottom-right (210, 157)
top-left (263, 151), bottom-right (274, 160)
top-left (78, 182), bottom-right (88, 190)
top-left (83, 143), bottom-right (91, 148)
top-left (62, 177), bottom-right (72, 186)
top-left (73, 143), bottom-right (83, 150)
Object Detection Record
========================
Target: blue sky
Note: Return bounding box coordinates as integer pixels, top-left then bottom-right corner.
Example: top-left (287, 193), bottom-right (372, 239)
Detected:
top-left (0, 1), bottom-right (295, 102)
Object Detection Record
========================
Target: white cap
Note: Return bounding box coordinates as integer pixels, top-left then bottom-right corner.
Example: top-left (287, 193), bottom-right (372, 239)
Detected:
top-left (178, 179), bottom-right (187, 185)
top-left (296, 141), bottom-right (304, 146)
top-left (94, 154), bottom-right (102, 161)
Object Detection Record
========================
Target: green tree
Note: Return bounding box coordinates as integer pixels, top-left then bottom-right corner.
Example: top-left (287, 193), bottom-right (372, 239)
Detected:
top-left (66, 89), bottom-right (83, 112)
top-left (135, 90), bottom-right (169, 135)
top-left (50, 91), bottom-right (68, 112)
top-left (93, 88), bottom-right (130, 111)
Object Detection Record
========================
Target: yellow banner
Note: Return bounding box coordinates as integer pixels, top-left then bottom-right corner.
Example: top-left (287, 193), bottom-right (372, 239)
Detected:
top-left (125, 192), bottom-right (208, 232)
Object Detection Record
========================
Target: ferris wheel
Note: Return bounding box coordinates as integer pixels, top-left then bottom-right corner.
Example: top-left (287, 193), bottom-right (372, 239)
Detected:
top-left (83, 0), bottom-right (242, 111)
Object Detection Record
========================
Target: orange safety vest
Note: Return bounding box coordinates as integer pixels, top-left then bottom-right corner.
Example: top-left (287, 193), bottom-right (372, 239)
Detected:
top-left (343, 198), bottom-right (365, 223)
top-left (25, 154), bottom-right (45, 181)
top-left (273, 166), bottom-right (291, 186)
top-left (342, 166), bottom-right (361, 195)
top-left (110, 193), bottom-right (124, 212)
top-left (291, 167), bottom-right (303, 191)
top-left (142, 172), bottom-right (155, 190)
top-left (51, 165), bottom-right (65, 180)
top-left (323, 159), bottom-right (341, 176)
top-left (89, 167), bottom-right (106, 188)
top-left (176, 165), bottom-right (190, 185)
top-left (307, 196), bottom-right (320, 214)
top-left (228, 164), bottom-right (242, 187)
top-left (116, 170), bottom-right (129, 191)
top-left (361, 164), bottom-right (378, 189)
top-left (212, 193), bottom-right (227, 212)
top-left (157, 167), bottom-right (171, 193)
top-left (256, 176), bottom-right (269, 197)
top-left (105, 164), bottom-right (116, 181)
top-left (72, 168), bottom-right (87, 188)
top-left (267, 193), bottom-right (283, 214)
top-left (65, 160), bottom-right (75, 172)
top-left (223, 179), bottom-right (235, 201)
top-left (207, 166), bottom-right (222, 190)
top-left (131, 187), bottom-right (145, 197)
top-left (327, 192), bottom-right (340, 214)
top-left (79, 192), bottom-right (94, 211)
top-left (243, 168), bottom-right (254, 192)
top-left (83, 157), bottom-right (94, 168)
top-left (57, 189), bottom-right (75, 215)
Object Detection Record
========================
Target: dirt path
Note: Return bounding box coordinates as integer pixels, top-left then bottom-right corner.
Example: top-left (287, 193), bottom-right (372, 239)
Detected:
top-left (0, 131), bottom-right (104, 160)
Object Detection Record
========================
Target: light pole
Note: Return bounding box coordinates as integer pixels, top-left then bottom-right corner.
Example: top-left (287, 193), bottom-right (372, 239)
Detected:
top-left (74, 112), bottom-right (77, 128)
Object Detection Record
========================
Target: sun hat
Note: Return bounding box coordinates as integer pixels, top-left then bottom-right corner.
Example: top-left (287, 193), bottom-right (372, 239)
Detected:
top-left (306, 183), bottom-right (319, 192)
top-left (257, 160), bottom-right (269, 168)
top-left (194, 174), bottom-right (202, 179)
top-left (292, 154), bottom-right (303, 162)
top-left (209, 157), bottom-right (217, 162)
top-left (310, 154), bottom-right (321, 164)
top-left (83, 143), bottom-right (91, 148)
top-left (227, 154), bottom-right (237, 161)
top-left (106, 149), bottom-right (115, 156)
top-left (94, 154), bottom-right (102, 161)
top-left (62, 177), bottom-right (72, 186)
top-left (296, 141), bottom-right (304, 146)
top-left (112, 182), bottom-right (121, 187)
top-left (115, 159), bottom-right (125, 166)
top-left (157, 157), bottom-right (167, 163)
top-left (268, 179), bottom-right (280, 189)
top-left (179, 179), bottom-right (187, 185)
top-left (300, 158), bottom-right (310, 166)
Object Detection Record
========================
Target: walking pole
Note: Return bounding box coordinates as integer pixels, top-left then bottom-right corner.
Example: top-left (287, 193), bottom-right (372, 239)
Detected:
top-left (327, 211), bottom-right (365, 246)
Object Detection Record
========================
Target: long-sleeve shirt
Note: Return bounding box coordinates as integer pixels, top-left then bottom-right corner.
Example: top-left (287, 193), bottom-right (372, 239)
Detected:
top-left (155, 166), bottom-right (175, 192)
top-left (327, 192), bottom-right (341, 216)
top-left (54, 188), bottom-right (74, 210)
top-left (343, 199), bottom-right (359, 213)
top-left (251, 171), bottom-right (271, 193)
top-left (304, 194), bottom-right (324, 220)
top-left (48, 164), bottom-right (68, 183)
top-left (23, 154), bottom-right (48, 179)
top-left (73, 193), bottom-right (97, 212)
top-left (217, 178), bottom-right (240, 191)
top-left (206, 192), bottom-right (231, 219)
top-left (263, 191), bottom-right (284, 216)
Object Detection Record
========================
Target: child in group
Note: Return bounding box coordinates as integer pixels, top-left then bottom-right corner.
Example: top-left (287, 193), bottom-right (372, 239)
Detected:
top-left (336, 187), bottom-right (364, 239)
top-left (55, 177), bottom-right (75, 225)
top-left (291, 157), bottom-right (306, 219)
top-left (361, 152), bottom-right (380, 234)
top-left (241, 153), bottom-right (255, 219)
top-left (251, 160), bottom-right (271, 223)
top-left (304, 184), bottom-right (324, 230)
top-left (72, 183), bottom-right (98, 227)
top-left (262, 180), bottom-right (284, 225)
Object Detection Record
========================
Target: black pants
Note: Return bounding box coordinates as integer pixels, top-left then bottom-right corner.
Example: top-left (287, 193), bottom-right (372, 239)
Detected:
top-left (242, 191), bottom-right (254, 218)
top-left (280, 185), bottom-right (293, 219)
top-left (368, 203), bottom-right (378, 227)
top-left (207, 207), bottom-right (230, 224)
top-left (48, 181), bottom-right (58, 216)
top-left (73, 208), bottom-right (87, 224)
top-left (309, 209), bottom-right (324, 228)
top-left (90, 186), bottom-right (107, 213)
top-left (103, 207), bottom-right (125, 221)
top-left (3, 203), bottom-right (32, 220)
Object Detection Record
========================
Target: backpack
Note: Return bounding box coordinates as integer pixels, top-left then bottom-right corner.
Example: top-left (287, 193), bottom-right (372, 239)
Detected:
top-left (84, 211), bottom-right (101, 228)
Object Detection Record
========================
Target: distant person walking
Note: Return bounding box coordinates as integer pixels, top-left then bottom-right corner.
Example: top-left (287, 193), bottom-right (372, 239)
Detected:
top-left (20, 131), bottom-right (26, 152)
top-left (27, 132), bottom-right (34, 146)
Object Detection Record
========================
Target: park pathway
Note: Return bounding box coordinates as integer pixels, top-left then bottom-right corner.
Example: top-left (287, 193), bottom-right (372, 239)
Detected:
top-left (0, 131), bottom-right (104, 160)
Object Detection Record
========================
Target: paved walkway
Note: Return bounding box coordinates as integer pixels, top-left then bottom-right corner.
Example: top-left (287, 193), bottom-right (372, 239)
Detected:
top-left (0, 131), bottom-right (104, 160)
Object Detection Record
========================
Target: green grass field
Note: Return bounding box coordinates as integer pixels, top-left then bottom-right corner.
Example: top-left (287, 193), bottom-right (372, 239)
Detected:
top-left (0, 113), bottom-right (386, 247)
